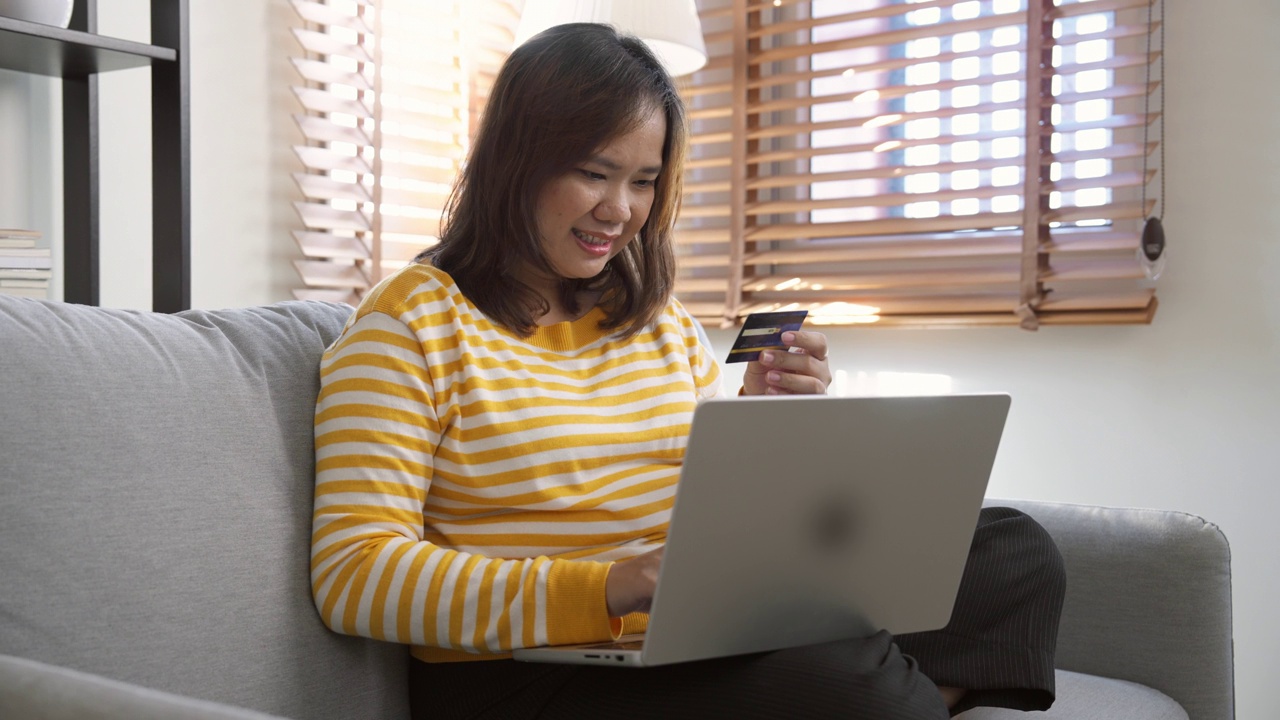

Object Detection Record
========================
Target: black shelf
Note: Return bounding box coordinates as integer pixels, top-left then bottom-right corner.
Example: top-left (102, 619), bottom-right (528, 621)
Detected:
top-left (0, 2), bottom-right (190, 312)
top-left (0, 16), bottom-right (175, 77)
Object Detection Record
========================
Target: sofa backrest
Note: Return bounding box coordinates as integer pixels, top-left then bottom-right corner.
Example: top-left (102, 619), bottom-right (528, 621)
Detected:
top-left (0, 296), bottom-right (409, 720)
top-left (995, 498), bottom-right (1234, 720)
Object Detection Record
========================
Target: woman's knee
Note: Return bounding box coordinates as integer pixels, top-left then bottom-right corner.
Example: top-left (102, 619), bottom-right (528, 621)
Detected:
top-left (977, 507), bottom-right (1067, 594)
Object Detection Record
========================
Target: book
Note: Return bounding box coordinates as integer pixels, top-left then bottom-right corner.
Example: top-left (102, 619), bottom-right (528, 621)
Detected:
top-left (0, 279), bottom-right (48, 289)
top-left (0, 248), bottom-right (52, 269)
top-left (0, 228), bottom-right (41, 239)
top-left (0, 268), bottom-right (53, 280)
top-left (0, 286), bottom-right (48, 299)
top-left (0, 229), bottom-right (44, 252)
top-left (0, 254), bottom-right (53, 270)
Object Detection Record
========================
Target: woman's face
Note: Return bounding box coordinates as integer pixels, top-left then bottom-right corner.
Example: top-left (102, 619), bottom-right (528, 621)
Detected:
top-left (531, 106), bottom-right (666, 287)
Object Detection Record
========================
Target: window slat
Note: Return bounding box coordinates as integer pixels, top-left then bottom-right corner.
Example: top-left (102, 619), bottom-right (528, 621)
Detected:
top-left (380, 185), bottom-right (450, 210)
top-left (751, 14), bottom-right (1024, 66)
top-left (746, 213), bottom-right (1024, 242)
top-left (1044, 199), bottom-right (1155, 224)
top-left (291, 86), bottom-right (372, 119)
top-left (292, 231), bottom-right (370, 261)
top-left (739, 229), bottom-right (1139, 266)
top-left (378, 160), bottom-right (456, 187)
top-left (732, 288), bottom-right (1154, 318)
top-left (293, 260), bottom-right (370, 289)
top-left (1052, 0), bottom-right (1152, 19)
top-left (290, 0), bottom-right (371, 34)
top-left (292, 28), bottom-right (373, 65)
top-left (1046, 169), bottom-right (1155, 194)
top-left (293, 145), bottom-right (371, 175)
top-left (379, 106), bottom-right (465, 137)
top-left (292, 114), bottom-right (371, 146)
top-left (748, 0), bottom-right (974, 40)
top-left (294, 202), bottom-right (371, 232)
top-left (293, 173), bottom-right (373, 203)
top-left (379, 132), bottom-right (461, 160)
top-left (379, 214), bottom-right (440, 238)
top-left (746, 155), bottom-right (1025, 193)
top-left (291, 58), bottom-right (372, 91)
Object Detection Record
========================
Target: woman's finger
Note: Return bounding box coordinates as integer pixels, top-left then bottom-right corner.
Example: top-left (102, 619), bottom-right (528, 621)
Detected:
top-left (762, 368), bottom-right (828, 395)
top-left (782, 330), bottom-right (829, 363)
top-left (758, 349), bottom-right (824, 376)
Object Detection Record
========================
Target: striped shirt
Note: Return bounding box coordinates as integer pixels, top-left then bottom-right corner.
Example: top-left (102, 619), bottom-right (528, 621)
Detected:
top-left (311, 263), bottom-right (722, 663)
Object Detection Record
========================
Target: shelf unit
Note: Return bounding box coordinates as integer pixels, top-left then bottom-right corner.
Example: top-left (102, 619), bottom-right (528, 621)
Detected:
top-left (0, 0), bottom-right (189, 311)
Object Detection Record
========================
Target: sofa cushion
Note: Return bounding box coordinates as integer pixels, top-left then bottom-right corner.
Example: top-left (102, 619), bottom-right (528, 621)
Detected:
top-left (0, 296), bottom-right (407, 720)
top-left (0, 654), bottom-right (287, 720)
top-left (958, 669), bottom-right (1188, 720)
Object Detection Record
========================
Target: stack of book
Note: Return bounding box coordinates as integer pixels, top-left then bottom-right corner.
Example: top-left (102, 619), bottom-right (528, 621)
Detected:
top-left (1, 229), bottom-right (52, 300)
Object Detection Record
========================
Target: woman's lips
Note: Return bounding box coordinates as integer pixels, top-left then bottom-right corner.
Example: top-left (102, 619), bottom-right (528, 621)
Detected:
top-left (573, 229), bottom-right (617, 256)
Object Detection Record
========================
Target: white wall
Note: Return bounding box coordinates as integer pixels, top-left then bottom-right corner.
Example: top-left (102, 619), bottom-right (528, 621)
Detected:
top-left (3, 0), bottom-right (1276, 716)
top-left (186, 0), bottom-right (306, 308)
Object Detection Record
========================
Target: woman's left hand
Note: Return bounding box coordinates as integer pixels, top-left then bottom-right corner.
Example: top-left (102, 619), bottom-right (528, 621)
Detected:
top-left (742, 330), bottom-right (832, 396)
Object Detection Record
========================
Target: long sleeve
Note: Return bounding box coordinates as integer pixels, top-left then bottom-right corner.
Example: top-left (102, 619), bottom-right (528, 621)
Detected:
top-left (311, 309), bottom-right (616, 658)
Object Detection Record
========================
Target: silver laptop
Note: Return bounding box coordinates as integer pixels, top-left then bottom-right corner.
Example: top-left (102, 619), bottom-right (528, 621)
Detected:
top-left (513, 393), bottom-right (1011, 667)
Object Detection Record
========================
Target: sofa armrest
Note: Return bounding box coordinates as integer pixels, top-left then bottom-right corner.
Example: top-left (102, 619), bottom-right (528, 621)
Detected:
top-left (0, 654), bottom-right (291, 720)
top-left (989, 499), bottom-right (1234, 720)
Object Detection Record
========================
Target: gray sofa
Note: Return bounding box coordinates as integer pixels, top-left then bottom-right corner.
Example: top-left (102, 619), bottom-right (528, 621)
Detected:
top-left (0, 296), bottom-right (1234, 719)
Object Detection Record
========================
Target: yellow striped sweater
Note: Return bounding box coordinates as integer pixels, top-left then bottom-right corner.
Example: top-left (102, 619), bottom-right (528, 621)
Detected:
top-left (311, 263), bottom-right (722, 663)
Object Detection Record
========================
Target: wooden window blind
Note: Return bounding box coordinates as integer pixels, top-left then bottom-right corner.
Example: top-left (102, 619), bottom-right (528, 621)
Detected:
top-left (677, 0), bottom-right (1163, 328)
top-left (288, 0), bottom-right (522, 304)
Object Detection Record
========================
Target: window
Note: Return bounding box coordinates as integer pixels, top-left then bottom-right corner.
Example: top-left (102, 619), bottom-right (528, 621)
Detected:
top-left (678, 0), bottom-right (1163, 328)
top-left (287, 0), bottom-right (522, 304)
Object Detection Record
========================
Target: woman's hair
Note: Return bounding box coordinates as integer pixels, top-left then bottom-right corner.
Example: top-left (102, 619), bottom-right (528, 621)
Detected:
top-left (418, 23), bottom-right (687, 337)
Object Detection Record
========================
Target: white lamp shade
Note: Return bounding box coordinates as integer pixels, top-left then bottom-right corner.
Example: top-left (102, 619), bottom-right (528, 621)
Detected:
top-left (515, 0), bottom-right (707, 77)
top-left (0, 0), bottom-right (75, 28)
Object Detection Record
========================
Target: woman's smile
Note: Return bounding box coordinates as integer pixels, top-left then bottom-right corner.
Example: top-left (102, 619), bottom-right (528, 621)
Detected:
top-left (571, 228), bottom-right (618, 256)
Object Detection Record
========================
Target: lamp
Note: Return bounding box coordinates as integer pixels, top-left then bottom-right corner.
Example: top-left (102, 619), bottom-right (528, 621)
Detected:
top-left (515, 0), bottom-right (707, 77)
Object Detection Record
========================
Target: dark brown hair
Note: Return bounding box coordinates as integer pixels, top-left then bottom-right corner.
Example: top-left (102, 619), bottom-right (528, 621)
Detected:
top-left (418, 23), bottom-right (687, 337)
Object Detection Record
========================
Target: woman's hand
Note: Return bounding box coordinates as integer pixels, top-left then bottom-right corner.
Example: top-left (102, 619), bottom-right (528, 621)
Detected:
top-left (742, 330), bottom-right (832, 396)
top-left (605, 546), bottom-right (664, 617)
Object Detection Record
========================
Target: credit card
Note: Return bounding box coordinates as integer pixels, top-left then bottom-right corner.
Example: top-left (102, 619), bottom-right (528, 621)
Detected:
top-left (724, 310), bottom-right (808, 364)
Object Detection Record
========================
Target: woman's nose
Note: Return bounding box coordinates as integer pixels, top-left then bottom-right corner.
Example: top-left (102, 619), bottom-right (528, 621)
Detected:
top-left (594, 187), bottom-right (631, 225)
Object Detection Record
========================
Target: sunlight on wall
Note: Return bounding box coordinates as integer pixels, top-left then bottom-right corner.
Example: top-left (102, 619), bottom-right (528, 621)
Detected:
top-left (832, 369), bottom-right (954, 397)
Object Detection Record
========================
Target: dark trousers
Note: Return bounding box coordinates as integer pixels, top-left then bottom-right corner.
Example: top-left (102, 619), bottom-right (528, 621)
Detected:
top-left (409, 507), bottom-right (1066, 720)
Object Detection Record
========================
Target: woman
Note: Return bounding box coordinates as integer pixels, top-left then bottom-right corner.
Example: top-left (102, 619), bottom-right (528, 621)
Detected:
top-left (311, 23), bottom-right (1064, 719)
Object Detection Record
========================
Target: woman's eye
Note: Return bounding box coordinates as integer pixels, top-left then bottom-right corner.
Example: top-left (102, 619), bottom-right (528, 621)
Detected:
top-left (634, 179), bottom-right (654, 188)
top-left (580, 170), bottom-right (606, 180)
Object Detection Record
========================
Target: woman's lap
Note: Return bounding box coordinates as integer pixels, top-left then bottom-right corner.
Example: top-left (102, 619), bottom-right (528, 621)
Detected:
top-left (410, 631), bottom-right (948, 720)
top-left (409, 507), bottom-right (1065, 719)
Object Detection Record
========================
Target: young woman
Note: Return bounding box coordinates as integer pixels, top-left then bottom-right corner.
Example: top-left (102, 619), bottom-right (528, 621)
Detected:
top-left (311, 23), bottom-right (1064, 719)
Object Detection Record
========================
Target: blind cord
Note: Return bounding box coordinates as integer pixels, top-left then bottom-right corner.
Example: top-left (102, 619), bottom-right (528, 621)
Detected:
top-left (1141, 0), bottom-right (1165, 221)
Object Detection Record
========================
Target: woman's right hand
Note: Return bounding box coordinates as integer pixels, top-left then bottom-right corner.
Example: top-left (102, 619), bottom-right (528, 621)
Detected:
top-left (605, 546), bottom-right (664, 617)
